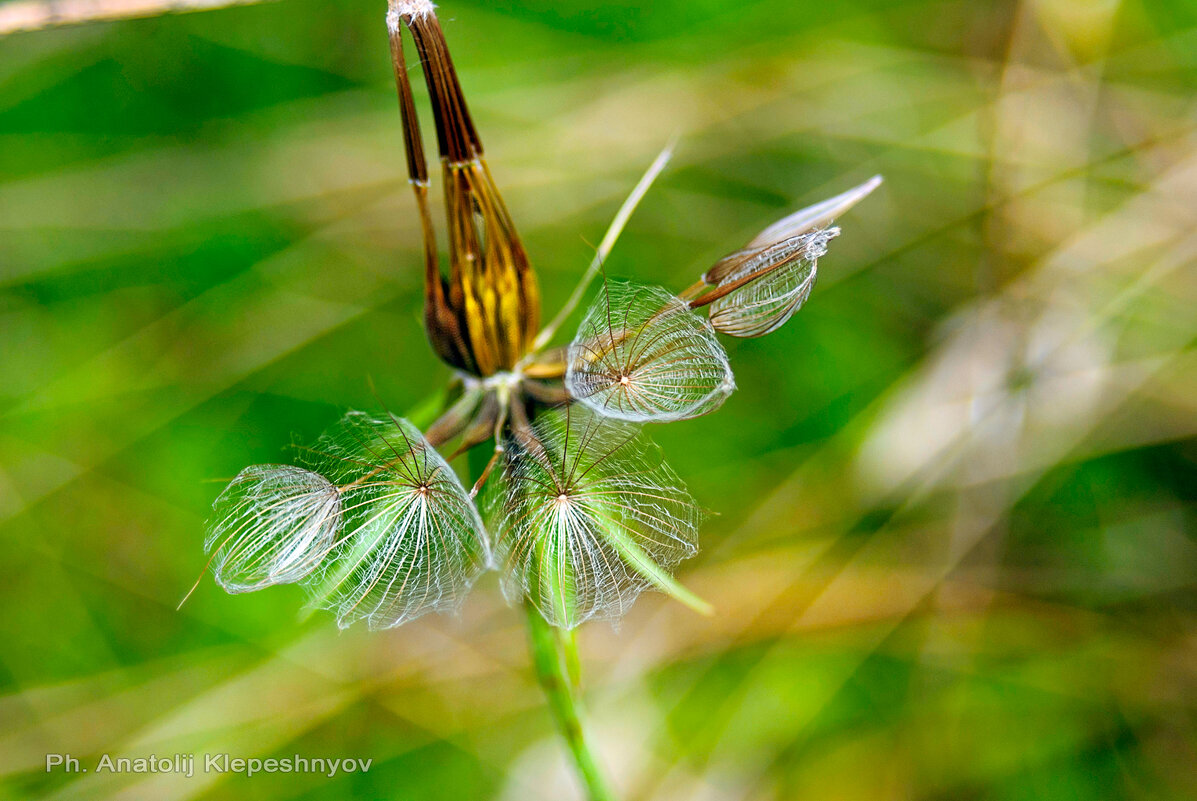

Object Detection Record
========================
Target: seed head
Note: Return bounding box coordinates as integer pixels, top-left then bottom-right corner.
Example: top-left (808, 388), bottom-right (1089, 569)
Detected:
top-left (566, 281), bottom-right (734, 422)
top-left (198, 4), bottom-right (882, 635)
top-left (499, 407), bottom-right (704, 629)
top-left (205, 465), bottom-right (341, 593)
top-left (301, 412), bottom-right (491, 630)
top-left (688, 175), bottom-right (882, 337)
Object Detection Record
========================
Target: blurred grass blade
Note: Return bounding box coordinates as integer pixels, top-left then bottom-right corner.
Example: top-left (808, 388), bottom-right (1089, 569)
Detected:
top-left (0, 0), bottom-right (279, 35)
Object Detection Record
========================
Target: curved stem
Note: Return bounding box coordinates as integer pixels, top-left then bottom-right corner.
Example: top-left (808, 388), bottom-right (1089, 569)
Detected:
top-left (523, 602), bottom-right (616, 801)
top-left (530, 140), bottom-right (675, 354)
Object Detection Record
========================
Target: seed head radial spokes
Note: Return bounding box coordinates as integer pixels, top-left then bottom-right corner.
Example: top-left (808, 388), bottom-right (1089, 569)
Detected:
top-left (204, 465), bottom-right (342, 593)
top-left (499, 406), bottom-right (708, 629)
top-left (566, 281), bottom-right (735, 422)
top-left (301, 411), bottom-right (491, 630)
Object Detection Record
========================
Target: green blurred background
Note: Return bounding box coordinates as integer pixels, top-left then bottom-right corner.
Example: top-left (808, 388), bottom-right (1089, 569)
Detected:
top-left (2, 0), bottom-right (1195, 799)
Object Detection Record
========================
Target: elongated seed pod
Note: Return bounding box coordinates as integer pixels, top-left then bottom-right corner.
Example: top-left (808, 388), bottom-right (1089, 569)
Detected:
top-left (706, 227), bottom-right (837, 338)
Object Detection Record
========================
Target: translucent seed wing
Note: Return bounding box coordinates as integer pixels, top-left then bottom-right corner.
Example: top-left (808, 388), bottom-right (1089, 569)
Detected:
top-left (499, 408), bottom-right (704, 629)
top-left (746, 175), bottom-right (881, 249)
top-left (708, 227), bottom-right (837, 338)
top-left (299, 410), bottom-right (423, 485)
top-left (205, 465), bottom-right (341, 593)
top-left (302, 412), bottom-right (490, 630)
top-left (566, 281), bottom-right (734, 422)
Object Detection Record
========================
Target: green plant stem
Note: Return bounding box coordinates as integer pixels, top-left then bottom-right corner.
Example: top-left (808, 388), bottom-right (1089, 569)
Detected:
top-left (558, 626), bottom-right (583, 691)
top-left (524, 601), bottom-right (616, 801)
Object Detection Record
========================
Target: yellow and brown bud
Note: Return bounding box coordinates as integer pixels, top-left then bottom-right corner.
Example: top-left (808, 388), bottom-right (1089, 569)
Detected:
top-left (387, 1), bottom-right (540, 376)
